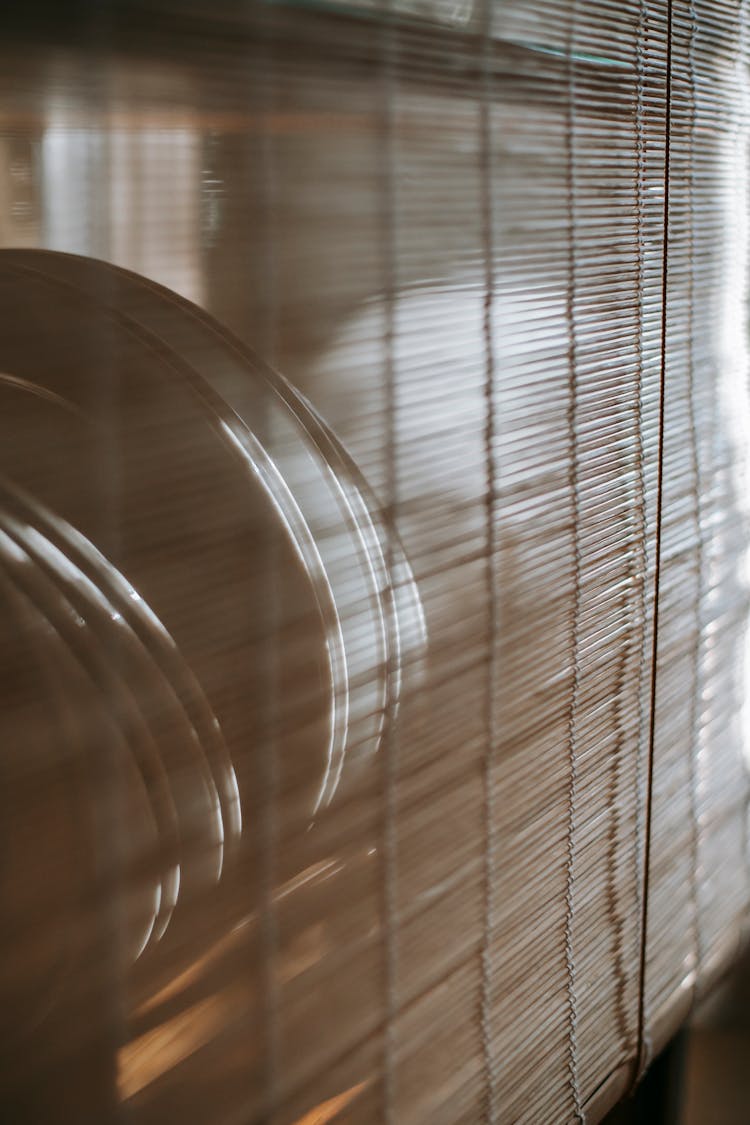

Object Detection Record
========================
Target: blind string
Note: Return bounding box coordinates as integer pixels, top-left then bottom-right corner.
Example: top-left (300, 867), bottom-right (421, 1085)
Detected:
top-left (378, 3), bottom-right (399, 1120)
top-left (604, 19), bottom-right (654, 1034)
top-left (254, 18), bottom-right (282, 1115)
top-left (637, 0), bottom-right (675, 1081)
top-left (737, 0), bottom-right (750, 931)
top-left (563, 4), bottom-right (585, 1119)
top-left (96, 30), bottom-right (129, 1085)
top-left (478, 0), bottom-right (498, 1119)
top-left (604, 304), bottom-right (641, 1050)
top-left (570, 3), bottom-right (647, 1073)
top-left (684, 0), bottom-right (705, 1006)
top-left (632, 0), bottom-right (654, 1069)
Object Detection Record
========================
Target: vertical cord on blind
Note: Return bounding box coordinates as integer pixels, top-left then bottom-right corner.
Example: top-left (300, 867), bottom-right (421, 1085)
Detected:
top-left (605, 376), bottom-right (639, 1053)
top-left (256, 24), bottom-right (283, 1116)
top-left (91, 32), bottom-right (128, 1088)
top-left (632, 0), bottom-right (653, 1069)
top-left (478, 0), bottom-right (498, 1120)
top-left (684, 0), bottom-right (705, 1005)
top-left (737, 0), bottom-right (750, 932)
top-left (604, 20), bottom-right (652, 1036)
top-left (637, 0), bottom-right (675, 1081)
top-left (378, 3), bottom-right (398, 1120)
top-left (634, 0), bottom-right (652, 1062)
top-left (563, 5), bottom-right (585, 1120)
top-left (256, 21), bottom-right (282, 1115)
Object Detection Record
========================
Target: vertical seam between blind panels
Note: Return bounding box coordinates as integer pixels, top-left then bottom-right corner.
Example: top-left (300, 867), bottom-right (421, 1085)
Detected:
top-left (478, 0), bottom-right (497, 1119)
top-left (563, 5), bottom-right (585, 1121)
top-left (636, 0), bottom-right (675, 1080)
top-left (684, 0), bottom-right (705, 1003)
top-left (631, 0), bottom-right (652, 1065)
top-left (379, 3), bottom-right (398, 1121)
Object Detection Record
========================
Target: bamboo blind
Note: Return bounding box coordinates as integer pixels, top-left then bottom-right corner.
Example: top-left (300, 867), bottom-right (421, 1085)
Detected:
top-left (0, 1), bottom-right (749, 1122)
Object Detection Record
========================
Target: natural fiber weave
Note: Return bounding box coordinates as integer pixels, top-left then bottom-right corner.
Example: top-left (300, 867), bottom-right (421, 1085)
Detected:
top-left (0, 2), bottom-right (749, 1122)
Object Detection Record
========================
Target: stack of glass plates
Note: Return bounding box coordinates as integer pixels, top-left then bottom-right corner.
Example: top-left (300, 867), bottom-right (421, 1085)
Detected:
top-left (0, 249), bottom-right (423, 1095)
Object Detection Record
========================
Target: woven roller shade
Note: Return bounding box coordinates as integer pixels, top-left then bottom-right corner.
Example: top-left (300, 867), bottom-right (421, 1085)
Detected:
top-left (0, 1), bottom-right (749, 1122)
